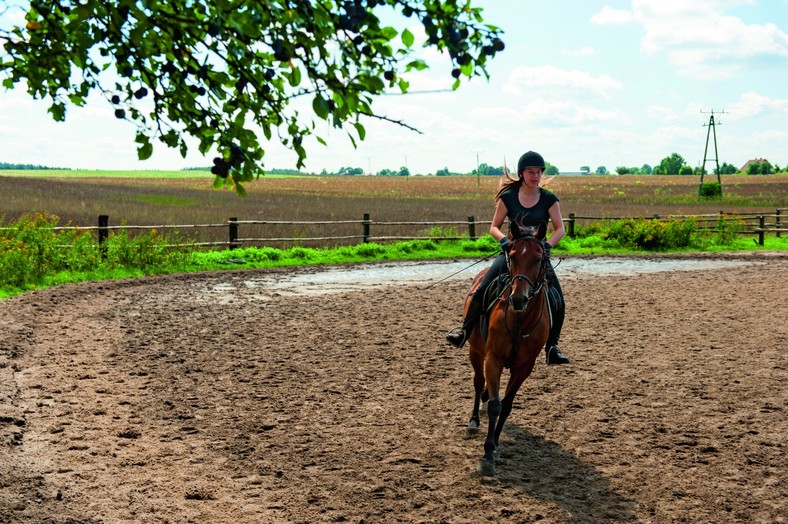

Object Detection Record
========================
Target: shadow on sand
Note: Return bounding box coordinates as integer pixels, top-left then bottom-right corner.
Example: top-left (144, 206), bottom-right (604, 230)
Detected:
top-left (478, 422), bottom-right (638, 523)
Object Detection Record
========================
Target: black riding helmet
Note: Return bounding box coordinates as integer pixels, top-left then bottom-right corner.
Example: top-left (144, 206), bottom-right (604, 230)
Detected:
top-left (517, 151), bottom-right (546, 174)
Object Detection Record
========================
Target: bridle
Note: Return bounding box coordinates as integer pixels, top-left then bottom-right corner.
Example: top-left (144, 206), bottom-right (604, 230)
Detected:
top-left (502, 235), bottom-right (549, 341)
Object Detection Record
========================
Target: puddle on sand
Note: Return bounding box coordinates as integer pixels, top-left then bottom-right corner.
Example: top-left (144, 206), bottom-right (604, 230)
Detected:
top-left (205, 257), bottom-right (760, 301)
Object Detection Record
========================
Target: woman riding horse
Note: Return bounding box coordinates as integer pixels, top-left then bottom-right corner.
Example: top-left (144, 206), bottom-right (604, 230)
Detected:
top-left (446, 150), bottom-right (569, 365)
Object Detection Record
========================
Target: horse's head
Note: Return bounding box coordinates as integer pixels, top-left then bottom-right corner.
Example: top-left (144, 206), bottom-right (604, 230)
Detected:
top-left (506, 224), bottom-right (547, 312)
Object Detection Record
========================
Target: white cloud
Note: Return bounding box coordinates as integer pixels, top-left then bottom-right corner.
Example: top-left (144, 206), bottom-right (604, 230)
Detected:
top-left (517, 99), bottom-right (630, 126)
top-left (503, 65), bottom-right (623, 98)
top-left (726, 91), bottom-right (788, 119)
top-left (591, 5), bottom-right (635, 25)
top-left (591, 0), bottom-right (788, 79)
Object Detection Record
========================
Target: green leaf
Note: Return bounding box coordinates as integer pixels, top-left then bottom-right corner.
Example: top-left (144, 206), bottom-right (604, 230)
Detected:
top-left (401, 28), bottom-right (414, 48)
top-left (288, 66), bottom-right (301, 86)
top-left (312, 94), bottom-right (329, 119)
top-left (137, 141), bottom-right (153, 160)
top-left (68, 94), bottom-right (86, 107)
top-left (353, 122), bottom-right (366, 141)
top-left (381, 26), bottom-right (398, 40)
top-left (48, 103), bottom-right (66, 121)
top-left (405, 59), bottom-right (428, 71)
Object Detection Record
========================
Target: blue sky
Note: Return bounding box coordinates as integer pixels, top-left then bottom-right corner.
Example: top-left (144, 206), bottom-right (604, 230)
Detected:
top-left (1, 0), bottom-right (786, 174)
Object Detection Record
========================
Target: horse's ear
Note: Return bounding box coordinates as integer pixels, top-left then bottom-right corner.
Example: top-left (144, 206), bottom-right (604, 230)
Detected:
top-left (537, 222), bottom-right (547, 239)
top-left (510, 218), bottom-right (523, 238)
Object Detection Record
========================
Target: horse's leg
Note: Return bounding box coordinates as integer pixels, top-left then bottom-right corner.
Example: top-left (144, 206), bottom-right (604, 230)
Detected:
top-left (465, 344), bottom-right (486, 438)
top-left (477, 357), bottom-right (503, 477)
top-left (493, 361), bottom-right (535, 449)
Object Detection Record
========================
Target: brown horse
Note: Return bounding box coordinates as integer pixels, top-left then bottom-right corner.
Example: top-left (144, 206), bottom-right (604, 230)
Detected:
top-left (463, 226), bottom-right (551, 477)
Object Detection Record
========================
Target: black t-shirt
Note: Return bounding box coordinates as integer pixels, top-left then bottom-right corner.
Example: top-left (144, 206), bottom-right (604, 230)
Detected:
top-left (498, 186), bottom-right (559, 240)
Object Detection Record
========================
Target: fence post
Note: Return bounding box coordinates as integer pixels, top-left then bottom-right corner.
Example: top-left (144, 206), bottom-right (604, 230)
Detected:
top-left (362, 213), bottom-right (370, 243)
top-left (467, 216), bottom-right (476, 240)
top-left (567, 213), bottom-right (576, 238)
top-left (777, 209), bottom-right (781, 238)
top-left (758, 215), bottom-right (765, 246)
top-left (98, 215), bottom-right (109, 259)
top-left (228, 217), bottom-right (238, 249)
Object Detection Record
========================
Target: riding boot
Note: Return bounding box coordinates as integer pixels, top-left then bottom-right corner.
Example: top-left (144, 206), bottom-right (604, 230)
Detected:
top-left (545, 276), bottom-right (569, 364)
top-left (446, 294), bottom-right (484, 348)
top-left (546, 344), bottom-right (570, 365)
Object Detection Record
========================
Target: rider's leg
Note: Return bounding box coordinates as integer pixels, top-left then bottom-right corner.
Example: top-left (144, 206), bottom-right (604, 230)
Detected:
top-left (446, 254), bottom-right (507, 348)
top-left (545, 265), bottom-right (570, 364)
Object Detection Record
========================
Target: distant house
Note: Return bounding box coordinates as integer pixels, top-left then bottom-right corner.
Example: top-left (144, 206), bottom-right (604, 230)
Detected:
top-left (740, 158), bottom-right (771, 172)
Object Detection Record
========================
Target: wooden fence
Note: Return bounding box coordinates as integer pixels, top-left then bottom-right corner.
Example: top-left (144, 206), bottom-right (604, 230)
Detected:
top-left (8, 208), bottom-right (780, 250)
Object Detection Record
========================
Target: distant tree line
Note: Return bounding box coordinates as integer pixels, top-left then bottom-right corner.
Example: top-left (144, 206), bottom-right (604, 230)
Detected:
top-left (0, 162), bottom-right (68, 170)
top-left (584, 153), bottom-right (782, 177)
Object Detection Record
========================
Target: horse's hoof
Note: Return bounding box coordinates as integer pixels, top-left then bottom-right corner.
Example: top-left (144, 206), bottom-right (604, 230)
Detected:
top-left (476, 458), bottom-right (496, 477)
top-left (464, 426), bottom-right (479, 439)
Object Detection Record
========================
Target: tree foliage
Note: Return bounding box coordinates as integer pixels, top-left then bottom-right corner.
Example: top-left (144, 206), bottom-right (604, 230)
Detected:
top-left (717, 162), bottom-right (738, 175)
top-left (655, 152), bottom-right (686, 175)
top-left (0, 0), bottom-right (504, 194)
top-left (746, 160), bottom-right (772, 175)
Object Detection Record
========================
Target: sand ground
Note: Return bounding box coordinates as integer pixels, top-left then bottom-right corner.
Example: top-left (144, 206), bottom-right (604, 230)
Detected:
top-left (1, 254), bottom-right (785, 523)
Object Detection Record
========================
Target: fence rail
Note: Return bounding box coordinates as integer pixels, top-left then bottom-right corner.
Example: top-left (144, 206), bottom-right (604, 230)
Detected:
top-left (2, 209), bottom-right (785, 249)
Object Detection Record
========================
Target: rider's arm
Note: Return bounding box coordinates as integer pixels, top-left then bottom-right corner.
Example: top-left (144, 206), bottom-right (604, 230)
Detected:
top-left (546, 201), bottom-right (565, 248)
top-left (489, 199), bottom-right (509, 243)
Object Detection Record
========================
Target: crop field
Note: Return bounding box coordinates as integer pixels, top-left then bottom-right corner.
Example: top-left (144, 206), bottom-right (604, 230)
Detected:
top-left (2, 172), bottom-right (786, 247)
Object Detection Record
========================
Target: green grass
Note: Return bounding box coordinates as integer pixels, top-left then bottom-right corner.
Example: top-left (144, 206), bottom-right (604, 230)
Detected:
top-left (2, 227), bottom-right (785, 300)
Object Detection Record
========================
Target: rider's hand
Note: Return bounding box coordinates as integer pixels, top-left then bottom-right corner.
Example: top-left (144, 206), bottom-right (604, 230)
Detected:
top-left (500, 237), bottom-right (512, 253)
top-left (542, 241), bottom-right (552, 255)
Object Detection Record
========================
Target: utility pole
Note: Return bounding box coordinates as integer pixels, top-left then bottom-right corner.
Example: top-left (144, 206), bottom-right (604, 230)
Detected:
top-left (471, 150), bottom-right (483, 187)
top-left (699, 109), bottom-right (725, 197)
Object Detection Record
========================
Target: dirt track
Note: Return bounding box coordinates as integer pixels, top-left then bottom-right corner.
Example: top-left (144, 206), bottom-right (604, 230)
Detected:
top-left (1, 255), bottom-right (786, 523)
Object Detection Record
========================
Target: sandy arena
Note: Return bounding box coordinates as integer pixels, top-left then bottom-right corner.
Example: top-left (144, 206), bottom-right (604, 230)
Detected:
top-left (1, 253), bottom-right (785, 523)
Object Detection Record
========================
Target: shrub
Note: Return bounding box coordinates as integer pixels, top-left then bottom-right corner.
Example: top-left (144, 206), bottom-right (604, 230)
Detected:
top-left (699, 182), bottom-right (722, 199)
top-left (714, 214), bottom-right (744, 245)
top-left (600, 217), bottom-right (697, 250)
